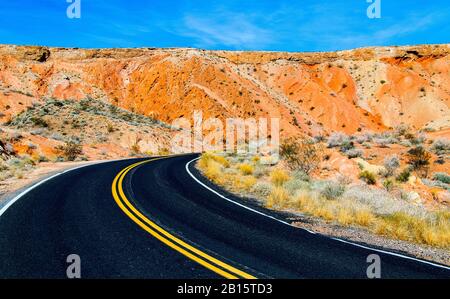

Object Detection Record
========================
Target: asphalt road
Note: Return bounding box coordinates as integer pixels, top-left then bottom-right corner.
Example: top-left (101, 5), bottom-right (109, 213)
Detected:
top-left (0, 154), bottom-right (449, 278)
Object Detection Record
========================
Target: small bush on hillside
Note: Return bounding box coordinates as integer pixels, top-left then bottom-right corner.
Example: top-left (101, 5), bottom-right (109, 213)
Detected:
top-left (30, 117), bottom-right (49, 128)
top-left (383, 155), bottom-right (400, 177)
top-left (280, 137), bottom-right (323, 174)
top-left (431, 139), bottom-right (450, 155)
top-left (406, 146), bottom-right (431, 177)
top-left (327, 132), bottom-right (351, 148)
top-left (359, 170), bottom-right (377, 185)
top-left (345, 148), bottom-right (363, 158)
top-left (396, 168), bottom-right (411, 183)
top-left (56, 141), bottom-right (83, 161)
top-left (433, 172), bottom-right (450, 184)
top-left (383, 179), bottom-right (395, 191)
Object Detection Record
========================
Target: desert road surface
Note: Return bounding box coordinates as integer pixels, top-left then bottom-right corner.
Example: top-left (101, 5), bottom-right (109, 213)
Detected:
top-left (0, 154), bottom-right (449, 279)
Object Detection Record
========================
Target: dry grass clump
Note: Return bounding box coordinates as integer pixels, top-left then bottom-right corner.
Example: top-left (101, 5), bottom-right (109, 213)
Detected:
top-left (270, 169), bottom-right (290, 186)
top-left (238, 163), bottom-right (254, 175)
top-left (198, 152), bottom-right (255, 192)
top-left (266, 187), bottom-right (290, 209)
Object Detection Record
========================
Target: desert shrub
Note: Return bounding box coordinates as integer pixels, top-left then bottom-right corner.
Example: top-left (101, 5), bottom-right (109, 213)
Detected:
top-left (406, 146), bottom-right (431, 177)
top-left (433, 172), bottom-right (450, 184)
top-left (343, 185), bottom-right (424, 217)
top-left (56, 141), bottom-right (83, 161)
top-left (253, 165), bottom-right (268, 178)
top-left (270, 169), bottom-right (290, 186)
top-left (280, 137), bottom-right (323, 174)
top-left (345, 148), bottom-right (363, 158)
top-left (30, 117), bottom-right (49, 128)
top-left (422, 179), bottom-right (449, 191)
top-left (266, 187), bottom-right (290, 208)
top-left (291, 170), bottom-right (310, 182)
top-left (284, 179), bottom-right (310, 195)
top-left (238, 163), bottom-right (254, 175)
top-left (396, 168), bottom-right (411, 183)
top-left (359, 170), bottom-right (376, 185)
top-left (252, 181), bottom-right (273, 197)
top-left (431, 138), bottom-right (450, 155)
top-left (327, 132), bottom-right (351, 148)
top-left (354, 133), bottom-right (373, 144)
top-left (383, 155), bottom-right (400, 177)
top-left (382, 179), bottom-right (395, 191)
top-left (107, 123), bottom-right (115, 133)
top-left (320, 181), bottom-right (346, 200)
top-left (394, 124), bottom-right (412, 137)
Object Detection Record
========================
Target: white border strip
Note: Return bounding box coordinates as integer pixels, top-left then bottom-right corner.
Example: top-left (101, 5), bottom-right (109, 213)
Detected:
top-left (185, 157), bottom-right (450, 271)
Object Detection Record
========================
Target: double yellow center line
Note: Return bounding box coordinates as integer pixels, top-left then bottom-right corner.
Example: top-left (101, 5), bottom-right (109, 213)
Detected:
top-left (111, 157), bottom-right (256, 279)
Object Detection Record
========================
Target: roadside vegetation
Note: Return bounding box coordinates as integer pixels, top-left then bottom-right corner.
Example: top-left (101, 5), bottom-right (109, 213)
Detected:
top-left (197, 130), bottom-right (450, 249)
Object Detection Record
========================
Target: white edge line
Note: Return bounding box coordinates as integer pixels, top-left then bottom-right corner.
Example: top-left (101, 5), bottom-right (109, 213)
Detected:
top-left (0, 159), bottom-right (121, 218)
top-left (185, 157), bottom-right (450, 271)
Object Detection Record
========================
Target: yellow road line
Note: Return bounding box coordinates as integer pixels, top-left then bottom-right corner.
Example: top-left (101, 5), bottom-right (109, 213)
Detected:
top-left (111, 157), bottom-right (257, 279)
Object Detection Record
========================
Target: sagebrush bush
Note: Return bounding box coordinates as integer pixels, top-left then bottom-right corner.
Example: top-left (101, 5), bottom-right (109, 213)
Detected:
top-left (291, 170), bottom-right (310, 182)
top-left (327, 132), bottom-right (351, 148)
top-left (345, 148), bottom-right (363, 158)
top-left (56, 141), bottom-right (83, 161)
top-left (252, 181), bottom-right (273, 197)
top-left (383, 155), bottom-right (400, 177)
top-left (284, 178), bottom-right (310, 195)
top-left (320, 181), bottom-right (346, 200)
top-left (433, 172), bottom-right (450, 184)
top-left (431, 138), bottom-right (449, 155)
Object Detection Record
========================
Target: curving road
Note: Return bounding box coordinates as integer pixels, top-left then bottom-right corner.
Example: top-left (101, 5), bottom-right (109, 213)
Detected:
top-left (0, 154), bottom-right (449, 278)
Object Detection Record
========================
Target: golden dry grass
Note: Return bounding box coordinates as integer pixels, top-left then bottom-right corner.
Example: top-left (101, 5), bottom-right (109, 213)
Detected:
top-left (270, 169), bottom-right (290, 186)
top-left (197, 153), bottom-right (450, 249)
top-left (238, 163), bottom-right (254, 175)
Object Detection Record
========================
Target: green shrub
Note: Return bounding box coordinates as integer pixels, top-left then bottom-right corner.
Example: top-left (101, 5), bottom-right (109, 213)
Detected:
top-left (359, 170), bottom-right (376, 185)
top-left (30, 117), bottom-right (48, 128)
top-left (433, 172), bottom-right (450, 184)
top-left (383, 179), bottom-right (395, 191)
top-left (396, 168), bottom-right (411, 183)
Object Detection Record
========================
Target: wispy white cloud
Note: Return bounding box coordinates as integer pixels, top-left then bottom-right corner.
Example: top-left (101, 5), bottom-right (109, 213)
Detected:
top-left (170, 10), bottom-right (274, 49)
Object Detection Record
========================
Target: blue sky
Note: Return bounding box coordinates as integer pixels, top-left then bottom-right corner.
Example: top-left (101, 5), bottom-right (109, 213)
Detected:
top-left (0, 0), bottom-right (449, 52)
